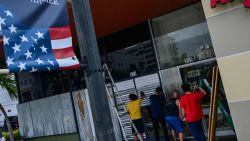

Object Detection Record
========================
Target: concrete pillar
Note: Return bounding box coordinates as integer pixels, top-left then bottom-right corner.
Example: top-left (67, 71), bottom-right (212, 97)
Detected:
top-left (201, 1), bottom-right (250, 140)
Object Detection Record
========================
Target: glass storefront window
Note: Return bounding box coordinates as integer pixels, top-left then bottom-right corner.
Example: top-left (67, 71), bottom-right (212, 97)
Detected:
top-left (98, 22), bottom-right (159, 81)
top-left (152, 2), bottom-right (215, 69)
top-left (18, 69), bottom-right (86, 103)
top-left (101, 40), bottom-right (158, 81)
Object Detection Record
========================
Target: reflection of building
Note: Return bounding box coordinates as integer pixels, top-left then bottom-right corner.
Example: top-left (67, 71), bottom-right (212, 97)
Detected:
top-left (152, 4), bottom-right (215, 68)
top-left (106, 51), bottom-right (139, 72)
top-left (0, 89), bottom-right (18, 127)
top-left (18, 73), bottom-right (43, 102)
top-left (103, 40), bottom-right (158, 78)
top-left (154, 22), bottom-right (216, 68)
top-left (127, 41), bottom-right (157, 72)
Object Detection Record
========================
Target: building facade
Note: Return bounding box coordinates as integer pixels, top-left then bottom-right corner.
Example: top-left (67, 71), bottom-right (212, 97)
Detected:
top-left (202, 1), bottom-right (250, 140)
top-left (9, 0), bottom-right (250, 140)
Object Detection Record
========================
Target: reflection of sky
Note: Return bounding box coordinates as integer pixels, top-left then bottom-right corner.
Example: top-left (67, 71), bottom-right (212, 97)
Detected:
top-left (161, 22), bottom-right (213, 57)
top-left (167, 23), bottom-right (209, 42)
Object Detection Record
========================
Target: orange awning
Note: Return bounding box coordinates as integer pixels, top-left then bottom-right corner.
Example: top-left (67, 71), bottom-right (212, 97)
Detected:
top-left (69, 0), bottom-right (199, 38)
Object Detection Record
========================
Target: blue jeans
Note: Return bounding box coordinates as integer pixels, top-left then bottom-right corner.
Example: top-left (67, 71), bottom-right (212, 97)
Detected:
top-left (188, 119), bottom-right (206, 141)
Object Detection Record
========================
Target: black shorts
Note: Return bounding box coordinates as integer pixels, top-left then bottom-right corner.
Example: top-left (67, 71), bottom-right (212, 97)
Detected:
top-left (132, 118), bottom-right (145, 134)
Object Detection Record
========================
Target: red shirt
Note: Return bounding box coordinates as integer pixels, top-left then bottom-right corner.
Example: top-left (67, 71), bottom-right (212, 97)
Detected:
top-left (180, 92), bottom-right (205, 122)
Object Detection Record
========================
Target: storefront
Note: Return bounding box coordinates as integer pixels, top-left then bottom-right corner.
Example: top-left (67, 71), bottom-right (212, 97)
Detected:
top-left (11, 0), bottom-right (250, 140)
top-left (99, 2), bottom-right (235, 140)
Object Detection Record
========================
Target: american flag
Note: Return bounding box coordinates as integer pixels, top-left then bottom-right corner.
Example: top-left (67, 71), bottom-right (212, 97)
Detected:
top-left (0, 1), bottom-right (80, 73)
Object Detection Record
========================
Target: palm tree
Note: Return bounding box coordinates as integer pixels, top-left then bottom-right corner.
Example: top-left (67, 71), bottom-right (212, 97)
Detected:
top-left (0, 74), bottom-right (17, 141)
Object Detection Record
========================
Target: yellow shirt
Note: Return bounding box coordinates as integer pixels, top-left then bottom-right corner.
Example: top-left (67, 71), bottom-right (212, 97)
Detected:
top-left (127, 99), bottom-right (142, 120)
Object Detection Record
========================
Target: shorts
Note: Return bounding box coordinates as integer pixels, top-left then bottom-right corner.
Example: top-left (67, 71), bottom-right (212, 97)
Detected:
top-left (165, 116), bottom-right (184, 133)
top-left (132, 118), bottom-right (145, 134)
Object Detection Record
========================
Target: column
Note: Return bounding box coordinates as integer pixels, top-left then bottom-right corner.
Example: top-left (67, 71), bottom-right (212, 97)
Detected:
top-left (201, 1), bottom-right (250, 140)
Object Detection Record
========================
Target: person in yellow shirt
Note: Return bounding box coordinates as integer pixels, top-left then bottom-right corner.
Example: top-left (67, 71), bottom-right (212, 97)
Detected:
top-left (127, 92), bottom-right (145, 141)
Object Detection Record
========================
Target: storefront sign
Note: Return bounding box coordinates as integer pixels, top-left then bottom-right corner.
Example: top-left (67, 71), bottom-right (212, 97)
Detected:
top-left (179, 61), bottom-right (216, 83)
top-left (186, 69), bottom-right (201, 79)
top-left (211, 0), bottom-right (250, 8)
top-left (30, 0), bottom-right (60, 6)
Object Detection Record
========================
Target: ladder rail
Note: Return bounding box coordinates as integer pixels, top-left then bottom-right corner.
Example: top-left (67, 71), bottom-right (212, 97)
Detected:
top-left (105, 86), bottom-right (129, 141)
top-left (103, 64), bottom-right (144, 141)
top-left (103, 64), bottom-right (126, 106)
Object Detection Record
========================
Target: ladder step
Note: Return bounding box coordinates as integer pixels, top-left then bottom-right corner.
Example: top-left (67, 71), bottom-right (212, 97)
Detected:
top-left (122, 122), bottom-right (132, 127)
top-left (106, 84), bottom-right (112, 88)
top-left (115, 103), bottom-right (125, 107)
top-left (110, 94), bottom-right (119, 98)
top-left (119, 112), bottom-right (129, 117)
top-left (104, 77), bottom-right (110, 80)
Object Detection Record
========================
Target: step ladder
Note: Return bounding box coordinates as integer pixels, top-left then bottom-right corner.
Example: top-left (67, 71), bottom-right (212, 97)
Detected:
top-left (103, 63), bottom-right (144, 141)
top-left (201, 78), bottom-right (234, 130)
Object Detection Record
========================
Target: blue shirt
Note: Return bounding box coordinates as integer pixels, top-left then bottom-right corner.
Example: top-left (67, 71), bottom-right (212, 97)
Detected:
top-left (150, 94), bottom-right (166, 119)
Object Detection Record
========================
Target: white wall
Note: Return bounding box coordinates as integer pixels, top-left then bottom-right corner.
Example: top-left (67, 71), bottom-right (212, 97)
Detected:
top-left (201, 1), bottom-right (250, 140)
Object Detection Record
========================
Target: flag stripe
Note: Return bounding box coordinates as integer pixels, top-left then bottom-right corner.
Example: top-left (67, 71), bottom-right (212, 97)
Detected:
top-left (49, 26), bottom-right (71, 40)
top-left (53, 47), bottom-right (75, 59)
top-left (51, 37), bottom-right (72, 50)
top-left (60, 64), bottom-right (80, 70)
top-left (56, 56), bottom-right (79, 67)
top-left (49, 25), bottom-right (80, 69)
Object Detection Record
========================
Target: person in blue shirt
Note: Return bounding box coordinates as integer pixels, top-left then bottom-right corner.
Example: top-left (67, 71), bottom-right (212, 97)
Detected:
top-left (150, 87), bottom-right (170, 141)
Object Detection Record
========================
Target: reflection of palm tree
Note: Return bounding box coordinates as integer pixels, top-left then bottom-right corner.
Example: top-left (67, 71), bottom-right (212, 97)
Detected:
top-left (180, 53), bottom-right (187, 60)
top-left (165, 36), bottom-right (179, 66)
top-left (180, 53), bottom-right (188, 64)
top-left (169, 37), bottom-right (178, 60)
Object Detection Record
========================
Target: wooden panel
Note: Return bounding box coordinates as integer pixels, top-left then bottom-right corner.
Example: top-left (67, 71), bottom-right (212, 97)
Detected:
top-left (49, 95), bottom-right (65, 135)
top-left (17, 103), bottom-right (34, 138)
top-left (61, 94), bottom-right (77, 133)
top-left (17, 90), bottom-right (124, 140)
top-left (29, 100), bottom-right (44, 137)
top-left (17, 93), bottom-right (78, 138)
top-left (72, 91), bottom-right (94, 141)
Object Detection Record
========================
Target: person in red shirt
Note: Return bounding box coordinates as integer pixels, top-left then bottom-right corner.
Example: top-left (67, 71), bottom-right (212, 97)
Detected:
top-left (180, 83), bottom-right (207, 141)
